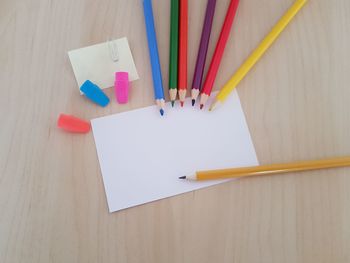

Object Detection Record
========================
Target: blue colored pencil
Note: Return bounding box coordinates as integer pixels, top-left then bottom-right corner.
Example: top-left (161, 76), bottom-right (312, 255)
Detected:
top-left (142, 0), bottom-right (166, 116)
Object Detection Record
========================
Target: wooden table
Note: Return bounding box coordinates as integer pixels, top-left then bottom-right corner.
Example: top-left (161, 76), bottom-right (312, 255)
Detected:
top-left (1, 0), bottom-right (350, 262)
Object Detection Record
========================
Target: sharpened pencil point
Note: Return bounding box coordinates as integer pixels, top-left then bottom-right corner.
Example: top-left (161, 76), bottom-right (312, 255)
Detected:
top-left (200, 104), bottom-right (204, 110)
top-left (179, 176), bottom-right (186, 179)
top-left (192, 99), bottom-right (195, 106)
top-left (180, 101), bottom-right (184, 107)
top-left (171, 101), bottom-right (175, 107)
top-left (160, 109), bottom-right (165, 116)
top-left (209, 100), bottom-right (220, 111)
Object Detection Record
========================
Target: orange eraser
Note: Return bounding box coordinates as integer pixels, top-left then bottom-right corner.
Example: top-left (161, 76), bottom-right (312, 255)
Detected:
top-left (57, 114), bottom-right (91, 133)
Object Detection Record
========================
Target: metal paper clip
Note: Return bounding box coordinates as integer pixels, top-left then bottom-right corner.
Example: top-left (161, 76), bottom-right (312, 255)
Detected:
top-left (108, 39), bottom-right (119, 62)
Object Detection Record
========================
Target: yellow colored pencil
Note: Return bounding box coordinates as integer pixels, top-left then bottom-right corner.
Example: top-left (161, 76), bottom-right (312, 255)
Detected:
top-left (179, 156), bottom-right (350, 181)
top-left (209, 0), bottom-right (308, 111)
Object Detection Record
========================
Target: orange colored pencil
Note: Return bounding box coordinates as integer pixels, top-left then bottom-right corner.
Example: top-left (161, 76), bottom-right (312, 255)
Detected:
top-left (180, 156), bottom-right (350, 181)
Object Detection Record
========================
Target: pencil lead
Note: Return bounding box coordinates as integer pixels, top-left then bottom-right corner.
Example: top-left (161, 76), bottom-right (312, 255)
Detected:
top-left (192, 99), bottom-right (195, 106)
top-left (180, 101), bottom-right (184, 107)
top-left (200, 104), bottom-right (204, 110)
top-left (160, 109), bottom-right (165, 116)
top-left (179, 176), bottom-right (186, 179)
top-left (171, 101), bottom-right (175, 107)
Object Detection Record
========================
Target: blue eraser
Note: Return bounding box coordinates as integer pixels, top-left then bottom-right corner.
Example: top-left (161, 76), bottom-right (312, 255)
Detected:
top-left (80, 80), bottom-right (110, 107)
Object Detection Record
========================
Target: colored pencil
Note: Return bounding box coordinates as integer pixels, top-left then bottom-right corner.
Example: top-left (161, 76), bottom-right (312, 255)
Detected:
top-left (199, 0), bottom-right (240, 110)
top-left (191, 0), bottom-right (217, 106)
top-left (178, 0), bottom-right (188, 107)
top-left (180, 156), bottom-right (350, 181)
top-left (210, 0), bottom-right (308, 111)
top-left (142, 0), bottom-right (166, 116)
top-left (169, 0), bottom-right (179, 106)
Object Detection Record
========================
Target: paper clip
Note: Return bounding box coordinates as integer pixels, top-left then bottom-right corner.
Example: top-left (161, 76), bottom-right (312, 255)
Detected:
top-left (108, 39), bottom-right (119, 62)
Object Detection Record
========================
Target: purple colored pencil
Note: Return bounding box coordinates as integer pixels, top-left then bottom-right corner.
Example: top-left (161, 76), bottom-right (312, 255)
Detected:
top-left (191, 0), bottom-right (217, 106)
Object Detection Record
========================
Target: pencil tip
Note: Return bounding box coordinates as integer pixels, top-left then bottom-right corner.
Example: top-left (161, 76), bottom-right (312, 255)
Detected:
top-left (179, 176), bottom-right (186, 179)
top-left (171, 101), bottom-right (175, 107)
top-left (192, 99), bottom-right (195, 106)
top-left (200, 104), bottom-right (204, 110)
top-left (160, 109), bottom-right (164, 116)
top-left (180, 101), bottom-right (184, 107)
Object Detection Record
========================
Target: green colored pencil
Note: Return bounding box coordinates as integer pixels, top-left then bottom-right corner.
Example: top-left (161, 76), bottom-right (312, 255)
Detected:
top-left (169, 0), bottom-right (179, 106)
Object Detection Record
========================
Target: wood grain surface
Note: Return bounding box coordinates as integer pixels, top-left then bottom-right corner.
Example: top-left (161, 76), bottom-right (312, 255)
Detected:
top-left (1, 0), bottom-right (350, 262)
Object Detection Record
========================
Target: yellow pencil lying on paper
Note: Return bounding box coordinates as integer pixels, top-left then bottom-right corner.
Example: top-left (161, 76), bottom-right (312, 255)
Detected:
top-left (179, 156), bottom-right (350, 181)
top-left (210, 0), bottom-right (308, 111)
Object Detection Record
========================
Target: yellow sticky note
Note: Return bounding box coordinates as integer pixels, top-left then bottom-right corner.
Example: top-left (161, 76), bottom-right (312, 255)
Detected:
top-left (68, 37), bottom-right (139, 93)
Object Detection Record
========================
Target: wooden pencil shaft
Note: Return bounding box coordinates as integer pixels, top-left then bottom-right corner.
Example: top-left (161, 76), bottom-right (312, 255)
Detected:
top-left (196, 157), bottom-right (350, 180)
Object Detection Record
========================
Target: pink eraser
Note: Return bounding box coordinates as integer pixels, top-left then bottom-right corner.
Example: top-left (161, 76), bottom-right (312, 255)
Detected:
top-left (115, 72), bottom-right (129, 104)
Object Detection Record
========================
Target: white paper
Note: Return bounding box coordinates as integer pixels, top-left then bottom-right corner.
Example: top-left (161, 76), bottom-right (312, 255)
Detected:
top-left (91, 91), bottom-right (258, 212)
top-left (68, 37), bottom-right (139, 92)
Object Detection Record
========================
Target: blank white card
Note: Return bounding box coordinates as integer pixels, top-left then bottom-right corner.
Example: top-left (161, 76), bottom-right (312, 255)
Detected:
top-left (91, 91), bottom-right (258, 212)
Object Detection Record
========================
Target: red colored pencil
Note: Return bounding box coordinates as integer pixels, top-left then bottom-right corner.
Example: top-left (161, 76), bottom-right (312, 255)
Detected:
top-left (178, 0), bottom-right (188, 107)
top-left (199, 0), bottom-right (240, 109)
